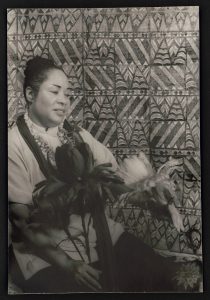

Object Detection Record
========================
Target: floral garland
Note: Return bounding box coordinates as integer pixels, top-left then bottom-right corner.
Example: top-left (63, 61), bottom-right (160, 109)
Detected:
top-left (24, 111), bottom-right (74, 166)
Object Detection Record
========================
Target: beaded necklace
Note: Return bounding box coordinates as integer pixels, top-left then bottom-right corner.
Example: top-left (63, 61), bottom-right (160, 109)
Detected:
top-left (24, 111), bottom-right (74, 166)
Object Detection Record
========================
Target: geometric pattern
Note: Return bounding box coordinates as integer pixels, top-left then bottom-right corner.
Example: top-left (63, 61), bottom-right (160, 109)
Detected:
top-left (7, 7), bottom-right (201, 259)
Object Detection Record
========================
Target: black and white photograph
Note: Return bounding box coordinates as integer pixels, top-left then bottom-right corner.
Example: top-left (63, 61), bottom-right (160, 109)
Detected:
top-left (7, 7), bottom-right (203, 293)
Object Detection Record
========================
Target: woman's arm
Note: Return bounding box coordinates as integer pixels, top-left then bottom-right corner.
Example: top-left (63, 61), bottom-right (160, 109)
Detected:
top-left (9, 203), bottom-right (102, 291)
top-left (8, 129), bottom-right (101, 291)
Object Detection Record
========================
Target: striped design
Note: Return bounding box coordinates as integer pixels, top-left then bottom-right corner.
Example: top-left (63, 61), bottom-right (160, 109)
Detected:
top-left (7, 9), bottom-right (17, 35)
top-left (184, 156), bottom-right (200, 181)
top-left (151, 37), bottom-right (186, 65)
top-left (115, 38), bottom-right (150, 65)
top-left (117, 95), bottom-right (149, 120)
top-left (186, 60), bottom-right (199, 90)
top-left (84, 66), bottom-right (114, 90)
top-left (186, 37), bottom-right (199, 61)
top-left (187, 96), bottom-right (199, 120)
top-left (117, 120), bottom-right (150, 147)
top-left (84, 120), bottom-right (117, 147)
top-left (150, 96), bottom-right (186, 120)
top-left (68, 95), bottom-right (84, 120)
top-left (185, 38), bottom-right (199, 90)
top-left (116, 64), bottom-right (149, 89)
top-left (151, 66), bottom-right (185, 90)
top-left (84, 39), bottom-right (115, 65)
top-left (49, 39), bottom-right (82, 65)
top-left (84, 96), bottom-right (116, 119)
top-left (150, 121), bottom-right (186, 149)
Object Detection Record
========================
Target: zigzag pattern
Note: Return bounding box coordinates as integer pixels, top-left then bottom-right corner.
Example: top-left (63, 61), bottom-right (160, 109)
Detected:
top-left (150, 9), bottom-right (199, 32)
top-left (84, 9), bottom-right (149, 33)
top-left (150, 96), bottom-right (186, 120)
top-left (85, 96), bottom-right (116, 119)
top-left (149, 218), bottom-right (166, 248)
top-left (116, 64), bottom-right (149, 89)
top-left (117, 120), bottom-right (149, 148)
top-left (183, 181), bottom-right (201, 208)
top-left (17, 10), bottom-right (82, 34)
top-left (84, 39), bottom-right (115, 65)
top-left (186, 120), bottom-right (200, 149)
top-left (151, 37), bottom-right (186, 65)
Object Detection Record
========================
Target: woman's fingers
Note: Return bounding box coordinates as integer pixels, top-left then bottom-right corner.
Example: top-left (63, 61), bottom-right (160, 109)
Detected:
top-left (168, 203), bottom-right (184, 232)
top-left (86, 265), bottom-right (102, 281)
top-left (82, 271), bottom-right (102, 290)
top-left (78, 276), bottom-right (99, 292)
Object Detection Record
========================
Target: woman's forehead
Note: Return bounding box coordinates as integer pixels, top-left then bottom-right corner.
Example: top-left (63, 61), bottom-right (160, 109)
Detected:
top-left (44, 69), bottom-right (69, 88)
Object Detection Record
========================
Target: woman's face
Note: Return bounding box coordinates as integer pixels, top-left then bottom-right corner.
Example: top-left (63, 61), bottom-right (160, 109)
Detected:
top-left (28, 69), bottom-right (70, 128)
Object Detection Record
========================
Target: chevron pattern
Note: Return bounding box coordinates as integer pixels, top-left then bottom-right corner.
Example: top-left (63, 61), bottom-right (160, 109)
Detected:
top-left (85, 96), bottom-right (117, 120)
top-left (84, 39), bottom-right (115, 65)
top-left (84, 8), bottom-right (149, 33)
top-left (7, 7), bottom-right (201, 259)
top-left (151, 37), bottom-right (186, 65)
top-left (150, 96), bottom-right (187, 120)
top-left (117, 120), bottom-right (150, 148)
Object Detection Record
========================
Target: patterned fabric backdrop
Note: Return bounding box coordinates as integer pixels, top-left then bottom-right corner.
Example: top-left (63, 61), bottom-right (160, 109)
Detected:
top-left (7, 7), bottom-right (201, 259)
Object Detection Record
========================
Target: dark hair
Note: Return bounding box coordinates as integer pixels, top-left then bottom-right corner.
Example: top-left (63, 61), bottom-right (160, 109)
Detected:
top-left (23, 56), bottom-right (63, 104)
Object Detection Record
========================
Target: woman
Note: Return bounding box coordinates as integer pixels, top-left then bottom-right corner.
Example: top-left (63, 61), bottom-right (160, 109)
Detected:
top-left (8, 57), bottom-right (199, 293)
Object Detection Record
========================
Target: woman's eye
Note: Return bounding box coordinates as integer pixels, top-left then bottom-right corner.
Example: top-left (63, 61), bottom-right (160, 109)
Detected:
top-left (65, 94), bottom-right (70, 98)
top-left (51, 91), bottom-right (58, 94)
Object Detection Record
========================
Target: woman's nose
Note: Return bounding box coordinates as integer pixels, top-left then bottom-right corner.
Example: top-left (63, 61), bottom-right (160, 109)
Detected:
top-left (57, 93), bottom-right (67, 105)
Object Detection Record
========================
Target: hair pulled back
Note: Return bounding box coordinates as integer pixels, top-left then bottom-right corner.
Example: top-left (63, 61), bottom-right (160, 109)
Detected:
top-left (23, 56), bottom-right (63, 104)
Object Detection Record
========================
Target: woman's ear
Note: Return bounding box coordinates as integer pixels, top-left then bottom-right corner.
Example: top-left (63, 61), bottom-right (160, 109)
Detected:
top-left (25, 87), bottom-right (35, 104)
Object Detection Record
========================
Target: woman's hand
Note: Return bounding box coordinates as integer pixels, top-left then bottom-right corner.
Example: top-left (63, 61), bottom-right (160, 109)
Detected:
top-left (64, 260), bottom-right (102, 291)
top-left (147, 175), bottom-right (184, 232)
top-left (136, 175), bottom-right (184, 232)
top-left (168, 203), bottom-right (184, 233)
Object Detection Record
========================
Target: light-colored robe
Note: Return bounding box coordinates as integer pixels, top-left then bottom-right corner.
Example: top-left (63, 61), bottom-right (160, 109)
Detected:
top-left (8, 120), bottom-right (124, 280)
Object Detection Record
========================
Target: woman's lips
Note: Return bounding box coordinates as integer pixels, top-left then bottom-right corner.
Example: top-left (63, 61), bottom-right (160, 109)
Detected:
top-left (54, 109), bottom-right (65, 116)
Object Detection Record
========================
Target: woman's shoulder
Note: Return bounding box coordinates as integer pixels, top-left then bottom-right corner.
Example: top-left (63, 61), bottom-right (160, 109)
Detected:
top-left (8, 123), bottom-right (22, 150)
